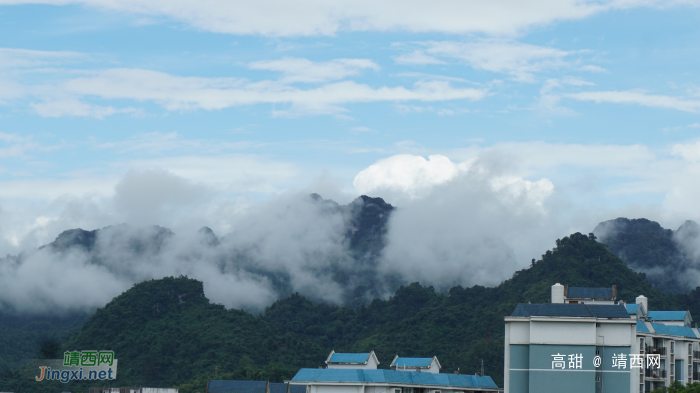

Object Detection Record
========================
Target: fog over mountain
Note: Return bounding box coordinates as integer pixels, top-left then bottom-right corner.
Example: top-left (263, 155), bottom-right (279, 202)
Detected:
top-left (3, 156), bottom-right (700, 315)
top-left (0, 158), bottom-right (579, 314)
top-left (594, 218), bottom-right (700, 294)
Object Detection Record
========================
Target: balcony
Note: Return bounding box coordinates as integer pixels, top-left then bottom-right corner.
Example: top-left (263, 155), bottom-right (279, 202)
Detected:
top-left (694, 351), bottom-right (700, 361)
top-left (646, 346), bottom-right (667, 357)
top-left (645, 369), bottom-right (667, 380)
top-left (694, 371), bottom-right (700, 380)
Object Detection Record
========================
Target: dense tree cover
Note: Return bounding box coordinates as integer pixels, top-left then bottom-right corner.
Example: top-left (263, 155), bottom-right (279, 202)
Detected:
top-left (0, 311), bottom-right (90, 372)
top-left (3, 232), bottom-right (699, 393)
top-left (653, 380), bottom-right (700, 392)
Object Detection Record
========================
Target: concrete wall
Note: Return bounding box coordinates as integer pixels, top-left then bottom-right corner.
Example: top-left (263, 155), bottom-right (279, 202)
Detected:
top-left (316, 385), bottom-right (363, 393)
top-left (529, 321), bottom-right (595, 345)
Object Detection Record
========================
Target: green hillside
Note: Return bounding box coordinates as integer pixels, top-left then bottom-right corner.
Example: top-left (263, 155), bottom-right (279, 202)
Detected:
top-left (1, 232), bottom-right (692, 393)
top-left (0, 311), bottom-right (90, 372)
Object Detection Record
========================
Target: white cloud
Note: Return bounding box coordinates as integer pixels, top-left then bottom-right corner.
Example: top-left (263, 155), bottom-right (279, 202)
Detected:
top-left (359, 154), bottom-right (557, 288)
top-left (0, 47), bottom-right (85, 68)
top-left (663, 122), bottom-right (700, 133)
top-left (579, 64), bottom-right (607, 73)
top-left (113, 169), bottom-right (211, 226)
top-left (539, 77), bottom-right (595, 113)
top-left (58, 68), bottom-right (487, 115)
top-left (565, 90), bottom-right (700, 112)
top-left (30, 99), bottom-right (138, 119)
top-left (249, 57), bottom-right (380, 83)
top-left (394, 51), bottom-right (445, 65)
top-left (671, 141), bottom-right (700, 162)
top-left (398, 40), bottom-right (584, 82)
top-left (0, 0), bottom-right (690, 36)
top-left (0, 77), bottom-right (27, 102)
top-left (353, 154), bottom-right (471, 198)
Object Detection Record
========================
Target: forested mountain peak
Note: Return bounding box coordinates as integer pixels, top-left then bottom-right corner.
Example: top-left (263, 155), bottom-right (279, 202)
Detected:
top-left (594, 217), bottom-right (700, 294)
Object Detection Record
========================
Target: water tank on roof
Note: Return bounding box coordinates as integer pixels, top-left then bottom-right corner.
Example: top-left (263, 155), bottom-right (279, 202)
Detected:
top-left (552, 283), bottom-right (565, 304)
top-left (636, 295), bottom-right (648, 315)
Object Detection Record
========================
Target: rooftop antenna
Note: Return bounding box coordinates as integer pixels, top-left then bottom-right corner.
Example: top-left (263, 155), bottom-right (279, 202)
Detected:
top-left (480, 359), bottom-right (484, 376)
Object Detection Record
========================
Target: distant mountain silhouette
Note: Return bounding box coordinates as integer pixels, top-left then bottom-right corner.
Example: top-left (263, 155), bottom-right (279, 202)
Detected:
top-left (594, 217), bottom-right (700, 294)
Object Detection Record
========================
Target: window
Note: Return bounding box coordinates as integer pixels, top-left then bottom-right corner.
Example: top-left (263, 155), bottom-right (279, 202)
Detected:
top-left (395, 389), bottom-right (401, 393)
top-left (596, 376), bottom-right (601, 382)
top-left (596, 350), bottom-right (600, 356)
top-left (596, 323), bottom-right (601, 327)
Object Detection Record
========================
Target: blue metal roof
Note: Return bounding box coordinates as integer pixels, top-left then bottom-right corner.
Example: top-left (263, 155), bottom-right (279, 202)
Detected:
top-left (289, 386), bottom-right (307, 393)
top-left (208, 380), bottom-right (267, 393)
top-left (393, 357), bottom-right (433, 368)
top-left (647, 311), bottom-right (688, 321)
top-left (650, 323), bottom-right (697, 338)
top-left (328, 353), bottom-right (371, 364)
top-left (292, 369), bottom-right (498, 389)
top-left (587, 305), bottom-right (632, 318)
top-left (626, 304), bottom-right (640, 314)
top-left (567, 287), bottom-right (613, 299)
top-left (269, 383), bottom-right (286, 393)
top-left (510, 303), bottom-right (630, 319)
top-left (636, 321), bottom-right (650, 333)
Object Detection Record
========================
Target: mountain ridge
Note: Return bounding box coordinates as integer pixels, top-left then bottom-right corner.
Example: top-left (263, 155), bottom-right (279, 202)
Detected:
top-left (3, 231), bottom-right (691, 393)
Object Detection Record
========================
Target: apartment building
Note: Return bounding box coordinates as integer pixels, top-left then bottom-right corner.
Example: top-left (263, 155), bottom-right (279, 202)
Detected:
top-left (504, 283), bottom-right (700, 393)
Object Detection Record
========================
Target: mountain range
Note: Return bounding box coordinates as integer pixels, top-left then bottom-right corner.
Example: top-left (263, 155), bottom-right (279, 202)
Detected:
top-left (2, 195), bottom-right (700, 392)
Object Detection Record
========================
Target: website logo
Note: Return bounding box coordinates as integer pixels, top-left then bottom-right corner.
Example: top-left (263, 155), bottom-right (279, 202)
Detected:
top-left (31, 351), bottom-right (118, 383)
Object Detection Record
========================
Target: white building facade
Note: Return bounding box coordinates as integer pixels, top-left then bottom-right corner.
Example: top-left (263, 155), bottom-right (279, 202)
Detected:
top-left (503, 284), bottom-right (700, 393)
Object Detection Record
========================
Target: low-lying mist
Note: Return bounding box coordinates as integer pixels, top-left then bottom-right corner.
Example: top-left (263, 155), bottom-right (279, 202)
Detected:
top-left (2, 153), bottom-right (699, 315)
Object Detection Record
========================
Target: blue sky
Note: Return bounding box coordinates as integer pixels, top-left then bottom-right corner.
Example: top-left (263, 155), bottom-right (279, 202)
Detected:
top-left (2, 0), bottom-right (700, 254)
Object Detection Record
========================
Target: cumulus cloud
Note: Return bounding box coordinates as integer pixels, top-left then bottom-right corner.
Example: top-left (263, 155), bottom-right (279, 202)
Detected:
top-left (671, 141), bottom-right (700, 162)
top-left (353, 144), bottom-right (700, 290)
top-left (0, 0), bottom-right (688, 36)
top-left (353, 154), bottom-right (470, 199)
top-left (365, 154), bottom-right (558, 288)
